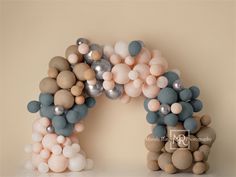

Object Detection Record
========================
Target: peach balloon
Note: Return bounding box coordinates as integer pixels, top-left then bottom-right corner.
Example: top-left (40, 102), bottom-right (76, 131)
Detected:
top-left (148, 99), bottom-right (160, 112)
top-left (32, 153), bottom-right (46, 167)
top-left (157, 76), bottom-right (168, 88)
top-left (39, 117), bottom-right (50, 127)
top-left (32, 142), bottom-right (43, 153)
top-left (48, 154), bottom-right (68, 172)
top-left (110, 54), bottom-right (121, 65)
top-left (133, 78), bottom-right (143, 88)
top-left (112, 63), bottom-right (131, 84)
top-left (124, 81), bottom-right (142, 97)
top-left (142, 84), bottom-right (160, 98)
top-left (146, 75), bottom-right (156, 85)
top-left (75, 123), bottom-right (85, 133)
top-left (102, 71), bottom-right (113, 81)
top-left (40, 149), bottom-right (51, 159)
top-left (42, 134), bottom-right (58, 150)
top-left (150, 64), bottom-right (164, 76)
top-left (78, 43), bottom-right (89, 54)
top-left (125, 56), bottom-right (135, 66)
top-left (149, 57), bottom-right (168, 71)
top-left (120, 93), bottom-right (131, 104)
top-left (103, 80), bottom-right (115, 90)
top-left (128, 70), bottom-right (139, 80)
top-left (133, 64), bottom-right (150, 80)
top-left (63, 137), bottom-right (72, 146)
top-left (151, 50), bottom-right (162, 58)
top-left (135, 48), bottom-right (151, 64)
top-left (70, 134), bottom-right (79, 143)
top-left (75, 96), bottom-right (85, 105)
top-left (103, 45), bottom-right (114, 58)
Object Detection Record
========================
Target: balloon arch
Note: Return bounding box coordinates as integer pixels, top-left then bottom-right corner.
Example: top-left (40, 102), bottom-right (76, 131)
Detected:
top-left (26, 38), bottom-right (216, 175)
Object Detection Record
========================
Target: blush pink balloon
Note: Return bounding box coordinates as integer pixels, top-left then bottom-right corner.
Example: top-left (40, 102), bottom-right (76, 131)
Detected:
top-left (42, 134), bottom-right (58, 150)
top-left (142, 84), bottom-right (160, 98)
top-left (48, 154), bottom-right (68, 172)
top-left (135, 48), bottom-right (151, 64)
top-left (156, 76), bottom-right (168, 88)
top-left (124, 81), bottom-right (142, 97)
top-left (112, 63), bottom-right (131, 84)
top-left (32, 118), bottom-right (46, 134)
top-left (133, 63), bottom-right (150, 81)
top-left (32, 142), bottom-right (43, 153)
top-left (147, 99), bottom-right (160, 112)
top-left (78, 43), bottom-right (89, 54)
top-left (151, 50), bottom-right (162, 58)
top-left (40, 148), bottom-right (51, 159)
top-left (69, 134), bottom-right (79, 143)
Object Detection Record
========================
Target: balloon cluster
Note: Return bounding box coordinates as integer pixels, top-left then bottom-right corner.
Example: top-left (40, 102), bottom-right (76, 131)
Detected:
top-left (144, 72), bottom-right (216, 174)
top-left (26, 38), bottom-right (215, 174)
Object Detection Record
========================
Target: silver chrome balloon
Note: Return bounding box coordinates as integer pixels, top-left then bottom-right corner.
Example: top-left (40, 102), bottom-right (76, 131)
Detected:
top-left (91, 59), bottom-right (112, 80)
top-left (46, 125), bottom-right (55, 133)
top-left (105, 84), bottom-right (124, 99)
top-left (84, 43), bottom-right (103, 64)
top-left (54, 105), bottom-right (64, 115)
top-left (85, 80), bottom-right (104, 97)
top-left (76, 38), bottom-right (89, 45)
top-left (160, 104), bottom-right (171, 115)
top-left (173, 79), bottom-right (184, 91)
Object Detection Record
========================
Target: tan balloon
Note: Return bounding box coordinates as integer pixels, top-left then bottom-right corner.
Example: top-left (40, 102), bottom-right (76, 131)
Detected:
top-left (172, 148), bottom-right (193, 170)
top-left (54, 89), bottom-right (74, 109)
top-left (145, 134), bottom-right (164, 153)
top-left (39, 77), bottom-right (59, 94)
top-left (49, 56), bottom-right (70, 71)
top-left (57, 71), bottom-right (76, 89)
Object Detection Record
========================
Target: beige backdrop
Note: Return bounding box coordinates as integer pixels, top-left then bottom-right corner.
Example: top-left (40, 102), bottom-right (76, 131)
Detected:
top-left (1, 0), bottom-right (236, 177)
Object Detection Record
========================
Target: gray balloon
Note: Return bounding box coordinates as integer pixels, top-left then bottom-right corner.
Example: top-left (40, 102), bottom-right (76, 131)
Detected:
top-left (91, 59), bottom-right (112, 80)
top-left (85, 80), bottom-right (104, 97)
top-left (160, 104), bottom-right (171, 115)
top-left (105, 84), bottom-right (124, 100)
top-left (84, 44), bottom-right (103, 64)
top-left (173, 79), bottom-right (184, 91)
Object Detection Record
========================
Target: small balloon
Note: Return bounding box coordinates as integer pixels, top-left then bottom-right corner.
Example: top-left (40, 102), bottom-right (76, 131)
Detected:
top-left (173, 79), bottom-right (184, 91)
top-left (159, 104), bottom-right (171, 115)
top-left (84, 44), bottom-right (103, 64)
top-left (46, 125), bottom-right (55, 133)
top-left (105, 84), bottom-right (124, 99)
top-left (76, 38), bottom-right (89, 45)
top-left (85, 80), bottom-right (103, 97)
top-left (91, 59), bottom-right (112, 80)
top-left (54, 105), bottom-right (64, 116)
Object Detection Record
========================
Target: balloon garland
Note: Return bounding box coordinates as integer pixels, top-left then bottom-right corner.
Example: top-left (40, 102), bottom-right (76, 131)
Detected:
top-left (26, 38), bottom-right (216, 174)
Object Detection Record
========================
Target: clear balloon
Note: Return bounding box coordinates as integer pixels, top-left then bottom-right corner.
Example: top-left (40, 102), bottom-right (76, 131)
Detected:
top-left (105, 84), bottom-right (124, 99)
top-left (91, 59), bottom-right (112, 80)
top-left (85, 80), bottom-right (104, 97)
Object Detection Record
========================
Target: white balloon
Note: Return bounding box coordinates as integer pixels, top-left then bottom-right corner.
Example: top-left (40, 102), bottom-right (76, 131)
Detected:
top-left (68, 154), bottom-right (86, 172)
top-left (114, 41), bottom-right (129, 58)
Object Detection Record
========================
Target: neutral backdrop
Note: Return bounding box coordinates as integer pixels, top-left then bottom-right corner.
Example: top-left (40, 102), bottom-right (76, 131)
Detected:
top-left (1, 0), bottom-right (236, 177)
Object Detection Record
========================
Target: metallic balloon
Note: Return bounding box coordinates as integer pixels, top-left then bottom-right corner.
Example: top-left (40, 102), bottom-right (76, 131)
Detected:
top-left (91, 59), bottom-right (112, 80)
top-left (173, 79), bottom-right (184, 91)
top-left (76, 38), bottom-right (89, 45)
top-left (105, 84), bottom-right (124, 99)
top-left (85, 80), bottom-right (104, 97)
top-left (46, 125), bottom-right (55, 133)
top-left (54, 105), bottom-right (64, 115)
top-left (84, 43), bottom-right (103, 64)
top-left (160, 104), bottom-right (171, 115)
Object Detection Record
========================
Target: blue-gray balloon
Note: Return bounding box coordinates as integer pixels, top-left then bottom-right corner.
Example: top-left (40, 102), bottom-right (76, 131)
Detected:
top-left (105, 84), bottom-right (124, 99)
top-left (92, 59), bottom-right (112, 80)
top-left (85, 80), bottom-right (103, 97)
